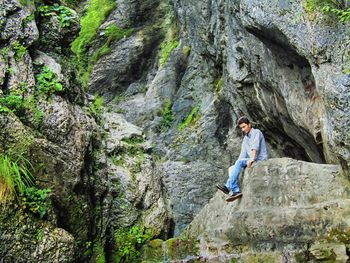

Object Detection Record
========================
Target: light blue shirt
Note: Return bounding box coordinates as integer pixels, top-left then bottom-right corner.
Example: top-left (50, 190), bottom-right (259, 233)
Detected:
top-left (239, 128), bottom-right (268, 161)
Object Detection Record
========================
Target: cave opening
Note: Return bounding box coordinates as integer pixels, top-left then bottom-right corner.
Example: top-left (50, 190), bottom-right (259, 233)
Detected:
top-left (241, 25), bottom-right (326, 163)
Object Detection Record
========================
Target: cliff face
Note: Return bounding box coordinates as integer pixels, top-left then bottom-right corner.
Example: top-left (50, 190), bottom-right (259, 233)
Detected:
top-left (1, 0), bottom-right (350, 261)
top-left (90, 0), bottom-right (350, 235)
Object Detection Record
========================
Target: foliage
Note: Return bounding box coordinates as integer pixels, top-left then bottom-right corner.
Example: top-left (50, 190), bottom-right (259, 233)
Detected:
top-left (178, 106), bottom-right (200, 130)
top-left (89, 94), bottom-right (104, 117)
top-left (19, 0), bottom-right (33, 6)
top-left (110, 153), bottom-right (125, 167)
top-left (322, 4), bottom-right (350, 21)
top-left (0, 47), bottom-right (10, 58)
top-left (21, 187), bottom-right (51, 218)
top-left (304, 0), bottom-right (350, 22)
top-left (156, 100), bottom-right (174, 133)
top-left (93, 241), bottom-right (106, 263)
top-left (22, 14), bottom-right (35, 27)
top-left (0, 154), bottom-right (34, 204)
top-left (159, 38), bottom-right (179, 67)
top-left (12, 41), bottom-right (27, 60)
top-left (35, 66), bottom-right (63, 96)
top-left (71, 0), bottom-right (116, 56)
top-left (0, 84), bottom-right (44, 126)
top-left (39, 4), bottom-right (74, 28)
top-left (121, 136), bottom-right (145, 145)
top-left (113, 225), bottom-right (153, 263)
top-left (213, 77), bottom-right (224, 94)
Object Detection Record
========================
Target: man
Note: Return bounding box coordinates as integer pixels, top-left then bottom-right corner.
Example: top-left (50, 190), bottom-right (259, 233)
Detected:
top-left (216, 117), bottom-right (268, 202)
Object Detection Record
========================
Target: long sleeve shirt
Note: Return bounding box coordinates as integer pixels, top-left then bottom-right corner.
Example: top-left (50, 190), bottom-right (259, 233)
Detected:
top-left (238, 128), bottom-right (268, 161)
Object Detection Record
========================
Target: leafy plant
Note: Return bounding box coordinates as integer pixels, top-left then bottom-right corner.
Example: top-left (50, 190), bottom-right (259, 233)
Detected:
top-left (35, 66), bottom-right (63, 96)
top-left (20, 187), bottom-right (51, 218)
top-left (89, 94), bottom-right (104, 117)
top-left (113, 225), bottom-right (153, 263)
top-left (12, 41), bottom-right (27, 60)
top-left (39, 4), bottom-right (74, 28)
top-left (0, 154), bottom-right (34, 204)
top-left (304, 0), bottom-right (350, 22)
top-left (178, 106), bottom-right (200, 130)
top-left (322, 4), bottom-right (350, 21)
top-left (22, 14), bottom-right (35, 27)
top-left (156, 100), bottom-right (174, 133)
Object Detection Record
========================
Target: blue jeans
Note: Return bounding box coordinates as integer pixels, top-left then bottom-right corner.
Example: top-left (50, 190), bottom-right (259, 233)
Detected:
top-left (225, 158), bottom-right (249, 193)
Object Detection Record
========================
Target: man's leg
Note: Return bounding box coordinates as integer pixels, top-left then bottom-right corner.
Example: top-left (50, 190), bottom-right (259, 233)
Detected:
top-left (225, 158), bottom-right (248, 193)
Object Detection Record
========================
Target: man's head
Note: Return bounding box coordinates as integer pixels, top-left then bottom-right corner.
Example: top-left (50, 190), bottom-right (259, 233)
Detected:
top-left (237, 117), bottom-right (252, 135)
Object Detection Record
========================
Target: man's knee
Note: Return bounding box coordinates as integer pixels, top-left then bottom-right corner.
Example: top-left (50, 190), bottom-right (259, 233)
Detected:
top-left (235, 159), bottom-right (247, 167)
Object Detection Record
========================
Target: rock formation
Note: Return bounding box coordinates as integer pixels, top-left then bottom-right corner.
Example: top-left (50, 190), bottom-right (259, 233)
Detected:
top-left (1, 0), bottom-right (350, 261)
top-left (184, 158), bottom-right (350, 262)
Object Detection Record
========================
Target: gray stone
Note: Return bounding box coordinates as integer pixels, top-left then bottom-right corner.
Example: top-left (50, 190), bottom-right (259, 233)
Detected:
top-left (184, 158), bottom-right (350, 260)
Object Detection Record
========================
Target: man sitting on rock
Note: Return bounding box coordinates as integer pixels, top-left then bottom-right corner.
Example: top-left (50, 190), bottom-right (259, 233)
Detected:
top-left (216, 117), bottom-right (268, 202)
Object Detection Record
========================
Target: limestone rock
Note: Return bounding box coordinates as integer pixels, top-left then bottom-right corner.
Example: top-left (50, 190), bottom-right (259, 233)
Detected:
top-left (0, 206), bottom-right (75, 263)
top-left (184, 158), bottom-right (350, 261)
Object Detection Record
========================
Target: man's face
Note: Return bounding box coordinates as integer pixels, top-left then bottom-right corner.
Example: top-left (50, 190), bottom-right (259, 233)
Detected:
top-left (239, 123), bottom-right (252, 135)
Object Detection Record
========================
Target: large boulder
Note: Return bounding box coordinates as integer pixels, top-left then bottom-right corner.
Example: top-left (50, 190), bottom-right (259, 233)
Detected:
top-left (184, 158), bottom-right (350, 262)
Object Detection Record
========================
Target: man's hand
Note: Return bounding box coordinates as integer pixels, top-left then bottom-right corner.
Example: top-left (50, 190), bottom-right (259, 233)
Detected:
top-left (247, 159), bottom-right (255, 168)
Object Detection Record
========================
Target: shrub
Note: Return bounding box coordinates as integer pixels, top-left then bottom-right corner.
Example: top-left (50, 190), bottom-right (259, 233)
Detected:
top-left (304, 0), bottom-right (350, 22)
top-left (178, 106), bottom-right (200, 130)
top-left (39, 4), bottom-right (74, 28)
top-left (12, 41), bottom-right (27, 60)
top-left (113, 225), bottom-right (153, 263)
top-left (35, 66), bottom-right (63, 96)
top-left (20, 187), bottom-right (51, 218)
top-left (0, 155), bottom-right (34, 204)
top-left (89, 94), bottom-right (104, 117)
top-left (156, 100), bottom-right (174, 133)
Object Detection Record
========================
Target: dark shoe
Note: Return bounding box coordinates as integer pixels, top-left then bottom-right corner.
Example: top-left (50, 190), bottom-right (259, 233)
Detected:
top-left (226, 192), bottom-right (243, 202)
top-left (216, 184), bottom-right (229, 195)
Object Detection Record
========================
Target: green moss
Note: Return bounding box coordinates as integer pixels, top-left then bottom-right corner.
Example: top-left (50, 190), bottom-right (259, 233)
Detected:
top-left (164, 237), bottom-right (199, 261)
top-left (71, 0), bottom-right (116, 56)
top-left (159, 38), bottom-right (179, 67)
top-left (178, 106), bottom-right (200, 130)
top-left (182, 45), bottom-right (191, 57)
top-left (71, 0), bottom-right (117, 87)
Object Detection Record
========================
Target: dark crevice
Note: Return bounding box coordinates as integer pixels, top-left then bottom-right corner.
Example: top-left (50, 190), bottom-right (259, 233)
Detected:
top-left (215, 100), bottom-right (233, 148)
top-left (246, 26), bottom-right (309, 67)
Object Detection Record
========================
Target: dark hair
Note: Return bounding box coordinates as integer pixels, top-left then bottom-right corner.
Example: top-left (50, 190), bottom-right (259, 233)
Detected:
top-left (237, 116), bottom-right (250, 126)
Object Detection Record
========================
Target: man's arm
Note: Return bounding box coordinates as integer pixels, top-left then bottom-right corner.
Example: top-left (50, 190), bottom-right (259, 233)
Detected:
top-left (247, 149), bottom-right (256, 168)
